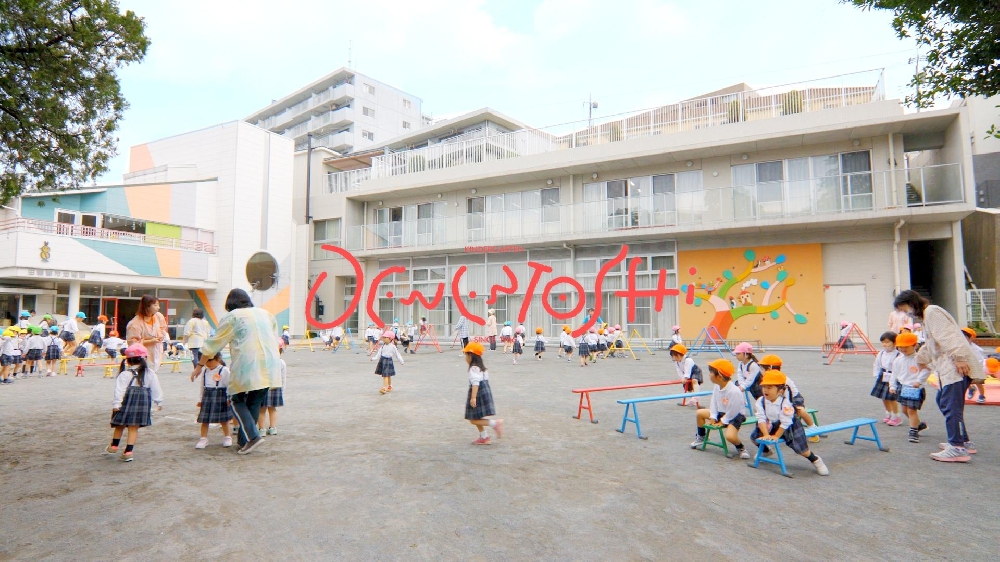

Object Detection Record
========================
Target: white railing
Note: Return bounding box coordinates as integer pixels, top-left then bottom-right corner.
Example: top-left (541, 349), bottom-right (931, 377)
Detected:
top-left (0, 218), bottom-right (218, 253)
top-left (343, 163), bottom-right (963, 251)
top-left (329, 70), bottom-right (886, 189)
top-left (326, 168), bottom-right (371, 193)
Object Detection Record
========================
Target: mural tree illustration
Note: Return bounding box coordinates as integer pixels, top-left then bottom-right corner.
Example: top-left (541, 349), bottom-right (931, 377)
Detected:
top-left (686, 249), bottom-right (807, 339)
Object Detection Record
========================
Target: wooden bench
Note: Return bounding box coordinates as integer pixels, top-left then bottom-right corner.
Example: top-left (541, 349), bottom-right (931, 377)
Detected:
top-left (616, 391), bottom-right (713, 439)
top-left (571, 380), bottom-right (682, 423)
top-left (747, 417), bottom-right (888, 477)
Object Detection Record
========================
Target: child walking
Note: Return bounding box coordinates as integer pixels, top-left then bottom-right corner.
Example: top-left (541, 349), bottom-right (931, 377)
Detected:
top-left (500, 321), bottom-right (513, 354)
top-left (463, 342), bottom-right (503, 445)
top-left (750, 370), bottom-right (829, 475)
top-left (190, 352), bottom-right (233, 449)
top-left (578, 329), bottom-right (592, 367)
top-left (104, 344), bottom-right (163, 462)
top-left (691, 359), bottom-right (751, 459)
top-left (533, 327), bottom-right (546, 360)
top-left (560, 326), bottom-right (573, 362)
top-left (43, 326), bottom-right (61, 377)
top-left (0, 327), bottom-right (18, 384)
top-left (585, 328), bottom-right (599, 363)
top-left (889, 332), bottom-right (930, 443)
top-left (670, 344), bottom-right (702, 407)
top-left (512, 326), bottom-right (524, 364)
top-left (371, 330), bottom-right (404, 394)
top-left (24, 326), bottom-right (45, 377)
top-left (871, 332), bottom-right (902, 424)
top-left (258, 342), bottom-right (286, 436)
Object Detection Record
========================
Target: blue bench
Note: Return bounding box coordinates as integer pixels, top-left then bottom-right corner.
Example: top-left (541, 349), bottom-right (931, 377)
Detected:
top-left (616, 391), bottom-right (713, 439)
top-left (747, 417), bottom-right (889, 477)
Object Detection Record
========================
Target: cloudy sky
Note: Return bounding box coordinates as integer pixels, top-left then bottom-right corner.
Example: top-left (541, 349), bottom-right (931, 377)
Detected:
top-left (103, 0), bottom-right (919, 182)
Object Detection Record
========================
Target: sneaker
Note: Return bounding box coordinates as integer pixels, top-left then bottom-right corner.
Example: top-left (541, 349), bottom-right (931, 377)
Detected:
top-left (238, 436), bottom-right (264, 455)
top-left (232, 425), bottom-right (240, 434)
top-left (690, 436), bottom-right (705, 449)
top-left (266, 427), bottom-right (277, 436)
top-left (882, 415), bottom-right (891, 424)
top-left (739, 449), bottom-right (751, 459)
top-left (379, 387), bottom-right (388, 394)
top-left (944, 442), bottom-right (978, 454)
top-left (493, 419), bottom-right (503, 439)
top-left (977, 396), bottom-right (985, 404)
top-left (916, 422), bottom-right (927, 432)
top-left (222, 436), bottom-right (233, 447)
top-left (386, 386), bottom-right (392, 393)
top-left (812, 457), bottom-right (830, 476)
top-left (967, 387), bottom-right (976, 399)
top-left (808, 435), bottom-right (820, 443)
top-left (120, 451), bottom-right (133, 462)
top-left (931, 445), bottom-right (971, 462)
top-left (195, 437), bottom-right (208, 449)
top-left (472, 436), bottom-right (491, 445)
top-left (885, 417), bottom-right (901, 426)
top-left (103, 445), bottom-right (119, 455)
top-left (908, 432), bottom-right (920, 443)
top-left (760, 447), bottom-right (774, 457)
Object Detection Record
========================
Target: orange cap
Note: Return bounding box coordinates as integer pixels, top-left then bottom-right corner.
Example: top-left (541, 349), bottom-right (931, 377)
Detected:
top-left (896, 332), bottom-right (919, 347)
top-left (708, 358), bottom-right (735, 378)
top-left (670, 344), bottom-right (687, 356)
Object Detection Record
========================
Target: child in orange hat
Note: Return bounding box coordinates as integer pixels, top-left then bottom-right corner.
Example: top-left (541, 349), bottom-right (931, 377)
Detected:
top-left (962, 327), bottom-right (987, 404)
top-left (670, 344), bottom-right (702, 408)
top-left (691, 358), bottom-right (750, 459)
top-left (889, 332), bottom-right (930, 443)
top-left (463, 342), bottom-right (502, 445)
top-left (751, 370), bottom-right (828, 475)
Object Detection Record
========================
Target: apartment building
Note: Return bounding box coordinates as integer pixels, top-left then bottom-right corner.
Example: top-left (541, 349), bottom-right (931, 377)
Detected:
top-left (245, 68), bottom-right (425, 153)
top-left (0, 121), bottom-right (295, 335)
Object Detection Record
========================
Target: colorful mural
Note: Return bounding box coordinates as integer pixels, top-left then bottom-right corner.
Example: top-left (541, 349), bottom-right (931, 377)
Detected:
top-left (679, 245), bottom-right (825, 346)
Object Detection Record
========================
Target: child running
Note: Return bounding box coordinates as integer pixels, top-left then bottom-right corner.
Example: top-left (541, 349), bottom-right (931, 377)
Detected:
top-left (371, 330), bottom-right (404, 394)
top-left (691, 358), bottom-right (751, 459)
top-left (512, 326), bottom-right (524, 364)
top-left (750, 370), bottom-right (829, 475)
top-left (533, 327), bottom-right (545, 360)
top-left (889, 332), bottom-right (930, 443)
top-left (258, 341), bottom-right (286, 436)
top-left (190, 352), bottom-right (233, 449)
top-left (871, 332), bottom-right (902, 425)
top-left (670, 344), bottom-right (702, 407)
top-left (104, 344), bottom-right (163, 462)
top-left (43, 326), bottom-right (61, 377)
top-left (559, 326), bottom-right (573, 362)
top-left (463, 342), bottom-right (503, 445)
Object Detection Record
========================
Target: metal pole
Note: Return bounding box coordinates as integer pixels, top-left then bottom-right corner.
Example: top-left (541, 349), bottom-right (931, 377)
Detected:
top-left (305, 133), bottom-right (313, 224)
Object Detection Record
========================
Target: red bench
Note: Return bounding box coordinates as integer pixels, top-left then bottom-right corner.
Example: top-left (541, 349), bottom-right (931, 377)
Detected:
top-left (572, 380), bottom-right (682, 423)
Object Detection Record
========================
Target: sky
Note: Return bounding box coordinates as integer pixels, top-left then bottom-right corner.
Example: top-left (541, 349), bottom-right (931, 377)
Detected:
top-left (102, 0), bottom-right (920, 183)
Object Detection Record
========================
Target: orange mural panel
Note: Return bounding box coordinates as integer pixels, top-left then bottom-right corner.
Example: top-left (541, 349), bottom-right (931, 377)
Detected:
top-left (261, 286), bottom-right (290, 317)
top-left (679, 244), bottom-right (825, 346)
top-left (124, 185), bottom-right (172, 223)
top-left (129, 144), bottom-right (154, 173)
top-left (154, 248), bottom-right (181, 278)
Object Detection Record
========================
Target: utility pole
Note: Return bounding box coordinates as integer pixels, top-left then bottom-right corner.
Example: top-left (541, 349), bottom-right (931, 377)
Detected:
top-left (305, 133), bottom-right (313, 224)
top-left (908, 54), bottom-right (927, 111)
top-left (584, 95), bottom-right (598, 127)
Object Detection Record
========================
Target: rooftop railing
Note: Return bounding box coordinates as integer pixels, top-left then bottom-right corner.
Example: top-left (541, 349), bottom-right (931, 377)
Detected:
top-left (324, 70), bottom-right (888, 191)
top-left (342, 163), bottom-right (962, 252)
top-left (0, 217), bottom-right (218, 254)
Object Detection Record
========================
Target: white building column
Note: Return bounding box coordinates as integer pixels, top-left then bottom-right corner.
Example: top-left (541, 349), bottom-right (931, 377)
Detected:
top-left (67, 281), bottom-right (81, 318)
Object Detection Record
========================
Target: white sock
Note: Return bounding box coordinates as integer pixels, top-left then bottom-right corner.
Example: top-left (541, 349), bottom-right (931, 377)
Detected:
top-left (479, 430), bottom-right (488, 438)
top-left (488, 420), bottom-right (497, 427)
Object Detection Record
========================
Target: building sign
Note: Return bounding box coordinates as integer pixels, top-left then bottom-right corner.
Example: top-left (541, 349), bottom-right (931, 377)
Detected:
top-left (27, 269), bottom-right (86, 279)
top-left (40, 241), bottom-right (51, 262)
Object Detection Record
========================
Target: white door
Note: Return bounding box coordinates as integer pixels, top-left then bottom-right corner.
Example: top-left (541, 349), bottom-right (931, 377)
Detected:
top-left (825, 284), bottom-right (868, 342)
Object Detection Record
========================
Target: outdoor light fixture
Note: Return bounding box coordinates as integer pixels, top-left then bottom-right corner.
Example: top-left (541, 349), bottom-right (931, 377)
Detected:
top-left (471, 188), bottom-right (477, 194)
top-left (741, 153), bottom-right (749, 160)
top-left (712, 171), bottom-right (719, 177)
top-left (592, 173), bottom-right (598, 180)
top-left (686, 161), bottom-right (693, 167)
top-left (853, 139), bottom-right (861, 147)
top-left (378, 200), bottom-right (383, 206)
top-left (437, 193), bottom-right (442, 198)
top-left (546, 179), bottom-right (553, 185)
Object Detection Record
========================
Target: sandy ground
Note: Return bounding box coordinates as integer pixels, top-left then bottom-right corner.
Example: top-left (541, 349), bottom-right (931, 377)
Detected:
top-left (1, 342), bottom-right (998, 560)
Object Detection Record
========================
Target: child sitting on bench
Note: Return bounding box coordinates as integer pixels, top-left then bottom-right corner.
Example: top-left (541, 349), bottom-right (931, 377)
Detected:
top-left (691, 358), bottom-right (750, 459)
top-left (669, 344), bottom-right (702, 408)
top-left (758, 354), bottom-right (819, 440)
top-left (750, 370), bottom-right (829, 476)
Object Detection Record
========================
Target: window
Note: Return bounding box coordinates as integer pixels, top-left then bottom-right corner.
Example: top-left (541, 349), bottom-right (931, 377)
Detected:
top-left (541, 187), bottom-right (560, 223)
top-left (402, 121), bottom-right (411, 130)
top-left (312, 218), bottom-right (342, 258)
top-left (363, 107), bottom-right (375, 117)
top-left (362, 130), bottom-right (374, 141)
top-left (467, 196), bottom-right (485, 241)
top-left (403, 99), bottom-right (412, 109)
top-left (840, 150), bottom-right (873, 210)
top-left (363, 83), bottom-right (375, 95)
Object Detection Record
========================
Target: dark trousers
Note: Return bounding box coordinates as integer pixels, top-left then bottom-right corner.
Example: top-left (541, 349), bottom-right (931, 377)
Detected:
top-left (231, 388), bottom-right (268, 447)
top-left (461, 337), bottom-right (469, 349)
top-left (936, 378), bottom-right (971, 446)
top-left (190, 348), bottom-right (201, 368)
top-left (489, 336), bottom-right (496, 350)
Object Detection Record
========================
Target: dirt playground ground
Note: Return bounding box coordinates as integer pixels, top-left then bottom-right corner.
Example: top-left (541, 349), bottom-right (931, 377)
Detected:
top-left (1, 342), bottom-right (998, 560)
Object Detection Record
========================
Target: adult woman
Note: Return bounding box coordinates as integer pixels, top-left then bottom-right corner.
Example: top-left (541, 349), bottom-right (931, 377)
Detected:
top-left (485, 309), bottom-right (498, 351)
top-left (887, 308), bottom-right (910, 333)
top-left (126, 295), bottom-right (168, 372)
top-left (183, 309), bottom-right (211, 367)
top-left (194, 289), bottom-right (281, 454)
top-left (893, 290), bottom-right (984, 462)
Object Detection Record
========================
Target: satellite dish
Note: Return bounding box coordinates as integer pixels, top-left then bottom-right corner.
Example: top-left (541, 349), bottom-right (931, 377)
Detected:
top-left (246, 252), bottom-right (278, 291)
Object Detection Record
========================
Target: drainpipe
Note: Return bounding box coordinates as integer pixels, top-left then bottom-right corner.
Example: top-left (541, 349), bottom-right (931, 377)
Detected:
top-left (888, 133), bottom-right (898, 207)
top-left (893, 219), bottom-right (906, 296)
top-left (305, 133), bottom-right (314, 224)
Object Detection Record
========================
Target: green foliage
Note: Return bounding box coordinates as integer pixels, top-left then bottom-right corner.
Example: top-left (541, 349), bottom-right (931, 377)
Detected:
top-left (781, 90), bottom-right (804, 115)
top-left (727, 99), bottom-right (743, 123)
top-left (847, 0), bottom-right (999, 108)
top-left (0, 0), bottom-right (149, 204)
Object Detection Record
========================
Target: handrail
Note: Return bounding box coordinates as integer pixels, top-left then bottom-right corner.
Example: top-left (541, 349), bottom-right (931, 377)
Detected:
top-left (0, 217), bottom-right (217, 254)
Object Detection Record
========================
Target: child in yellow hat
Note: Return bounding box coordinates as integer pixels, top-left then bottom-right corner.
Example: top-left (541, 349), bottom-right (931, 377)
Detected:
top-left (692, 358), bottom-right (750, 459)
top-left (751, 370), bottom-right (828, 475)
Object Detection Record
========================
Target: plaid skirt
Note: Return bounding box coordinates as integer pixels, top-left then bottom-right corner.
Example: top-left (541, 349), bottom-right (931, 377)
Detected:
top-left (45, 344), bottom-right (62, 361)
top-left (896, 384), bottom-right (926, 410)
top-left (25, 349), bottom-right (43, 361)
top-left (597, 343), bottom-right (608, 352)
top-left (60, 331), bottom-right (76, 342)
top-left (375, 356), bottom-right (396, 377)
top-left (751, 419), bottom-right (809, 454)
top-left (198, 387), bottom-right (233, 424)
top-left (73, 346), bottom-right (89, 358)
top-left (534, 340), bottom-right (545, 352)
top-left (721, 413), bottom-right (747, 429)
top-left (111, 386), bottom-right (153, 427)
top-left (264, 387), bottom-right (284, 408)
top-left (465, 380), bottom-right (496, 420)
top-left (562, 345), bottom-right (573, 353)
top-left (12, 354), bottom-right (22, 364)
top-left (870, 378), bottom-right (894, 401)
top-left (837, 336), bottom-right (855, 350)
top-left (579, 342), bottom-right (590, 355)
top-left (105, 349), bottom-right (118, 360)
top-left (0, 354), bottom-right (13, 366)
top-left (512, 341), bottom-right (522, 354)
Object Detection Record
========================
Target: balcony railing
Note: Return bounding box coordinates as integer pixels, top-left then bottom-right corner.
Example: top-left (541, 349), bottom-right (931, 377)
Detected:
top-left (0, 218), bottom-right (218, 254)
top-left (323, 69), bottom-right (887, 191)
top-left (342, 164), bottom-right (963, 252)
top-left (326, 168), bottom-right (371, 193)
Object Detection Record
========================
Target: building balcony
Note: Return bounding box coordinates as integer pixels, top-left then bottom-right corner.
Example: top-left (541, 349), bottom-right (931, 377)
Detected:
top-left (259, 83), bottom-right (355, 132)
top-left (341, 164), bottom-right (965, 255)
top-left (327, 168), bottom-right (371, 193)
top-left (0, 217), bottom-right (217, 253)
top-left (309, 106), bottom-right (354, 135)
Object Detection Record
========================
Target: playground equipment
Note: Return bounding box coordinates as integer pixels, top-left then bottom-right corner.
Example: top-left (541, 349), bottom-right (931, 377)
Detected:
top-left (605, 329), bottom-right (655, 360)
top-left (412, 323), bottom-right (443, 353)
top-left (687, 326), bottom-right (732, 357)
top-left (823, 323), bottom-right (877, 365)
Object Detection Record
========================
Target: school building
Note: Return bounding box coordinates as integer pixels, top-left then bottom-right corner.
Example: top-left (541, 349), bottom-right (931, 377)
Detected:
top-left (0, 121), bottom-right (295, 337)
top-left (295, 69), bottom-right (994, 346)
